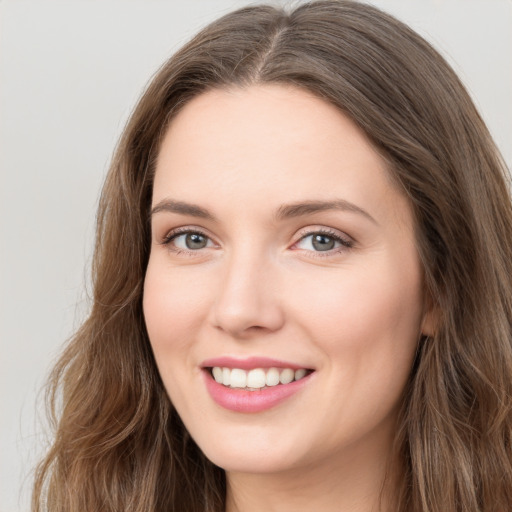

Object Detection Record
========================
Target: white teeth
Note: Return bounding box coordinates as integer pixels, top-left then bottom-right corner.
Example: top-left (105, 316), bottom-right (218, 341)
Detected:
top-left (265, 367), bottom-right (280, 387)
top-left (212, 366), bottom-right (223, 383)
top-left (230, 368), bottom-right (247, 388)
top-left (247, 368), bottom-right (266, 388)
top-left (279, 368), bottom-right (294, 384)
top-left (295, 368), bottom-right (307, 380)
top-left (211, 366), bottom-right (310, 390)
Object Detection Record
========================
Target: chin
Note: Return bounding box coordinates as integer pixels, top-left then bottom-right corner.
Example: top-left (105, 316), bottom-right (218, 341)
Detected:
top-left (204, 448), bottom-right (297, 475)
top-left (193, 427), bottom-right (304, 474)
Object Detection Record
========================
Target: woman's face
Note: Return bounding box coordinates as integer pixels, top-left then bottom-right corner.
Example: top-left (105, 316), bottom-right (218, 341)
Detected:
top-left (144, 84), bottom-right (432, 475)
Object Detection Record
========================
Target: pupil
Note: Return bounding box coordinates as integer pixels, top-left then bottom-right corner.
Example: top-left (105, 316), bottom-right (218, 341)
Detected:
top-left (312, 234), bottom-right (335, 251)
top-left (186, 233), bottom-right (207, 249)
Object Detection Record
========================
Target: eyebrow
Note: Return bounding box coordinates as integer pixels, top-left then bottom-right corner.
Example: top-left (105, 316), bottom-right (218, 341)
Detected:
top-left (274, 199), bottom-right (377, 224)
top-left (150, 198), bottom-right (377, 225)
top-left (151, 199), bottom-right (214, 220)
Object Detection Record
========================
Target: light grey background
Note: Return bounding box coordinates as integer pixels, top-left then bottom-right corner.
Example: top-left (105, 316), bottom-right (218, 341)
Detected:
top-left (1, 1), bottom-right (511, 510)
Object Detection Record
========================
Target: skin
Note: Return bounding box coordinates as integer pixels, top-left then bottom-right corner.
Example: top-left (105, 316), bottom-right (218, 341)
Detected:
top-left (143, 84), bottom-right (433, 512)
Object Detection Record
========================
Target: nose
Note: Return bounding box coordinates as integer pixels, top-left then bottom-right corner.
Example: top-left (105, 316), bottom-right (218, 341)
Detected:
top-left (210, 250), bottom-right (285, 338)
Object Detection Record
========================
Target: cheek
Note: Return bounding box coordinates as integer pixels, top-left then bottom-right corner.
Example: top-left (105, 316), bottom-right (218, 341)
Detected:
top-left (143, 260), bottom-right (212, 359)
top-left (142, 260), bottom-right (215, 417)
top-left (287, 257), bottom-right (424, 373)
top-left (286, 261), bottom-right (423, 440)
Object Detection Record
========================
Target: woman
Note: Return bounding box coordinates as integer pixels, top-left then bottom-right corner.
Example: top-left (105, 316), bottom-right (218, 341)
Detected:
top-left (32, 1), bottom-right (512, 511)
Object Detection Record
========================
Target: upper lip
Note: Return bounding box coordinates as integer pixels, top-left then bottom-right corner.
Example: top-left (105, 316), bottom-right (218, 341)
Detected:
top-left (201, 356), bottom-right (312, 371)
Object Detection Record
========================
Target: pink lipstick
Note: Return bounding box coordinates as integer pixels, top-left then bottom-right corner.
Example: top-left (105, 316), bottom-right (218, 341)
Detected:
top-left (201, 357), bottom-right (314, 413)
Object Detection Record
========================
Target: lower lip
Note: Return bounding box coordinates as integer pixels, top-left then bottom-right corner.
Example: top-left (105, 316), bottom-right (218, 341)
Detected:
top-left (203, 370), bottom-right (313, 413)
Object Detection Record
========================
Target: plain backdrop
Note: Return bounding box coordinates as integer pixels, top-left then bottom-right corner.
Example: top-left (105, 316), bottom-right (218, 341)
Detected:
top-left (1, 1), bottom-right (511, 510)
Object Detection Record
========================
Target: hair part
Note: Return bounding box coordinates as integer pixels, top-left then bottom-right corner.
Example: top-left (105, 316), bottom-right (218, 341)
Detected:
top-left (33, 2), bottom-right (512, 511)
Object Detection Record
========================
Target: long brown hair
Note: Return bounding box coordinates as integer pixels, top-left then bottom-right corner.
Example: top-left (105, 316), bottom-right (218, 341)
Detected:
top-left (33, 1), bottom-right (512, 510)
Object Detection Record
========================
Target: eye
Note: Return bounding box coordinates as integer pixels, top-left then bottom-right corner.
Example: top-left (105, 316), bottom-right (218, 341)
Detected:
top-left (294, 229), bottom-right (353, 254)
top-left (162, 229), bottom-right (215, 253)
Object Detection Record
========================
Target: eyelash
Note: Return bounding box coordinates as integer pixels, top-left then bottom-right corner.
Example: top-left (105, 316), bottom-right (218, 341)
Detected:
top-left (161, 227), bottom-right (211, 257)
top-left (160, 226), bottom-right (354, 258)
top-left (293, 228), bottom-right (354, 258)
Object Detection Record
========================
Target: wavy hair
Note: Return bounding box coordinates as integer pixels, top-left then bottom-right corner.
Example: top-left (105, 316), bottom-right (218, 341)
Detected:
top-left (33, 1), bottom-right (512, 510)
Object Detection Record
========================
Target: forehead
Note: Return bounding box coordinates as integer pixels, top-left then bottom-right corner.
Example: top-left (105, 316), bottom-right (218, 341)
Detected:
top-left (153, 84), bottom-right (410, 230)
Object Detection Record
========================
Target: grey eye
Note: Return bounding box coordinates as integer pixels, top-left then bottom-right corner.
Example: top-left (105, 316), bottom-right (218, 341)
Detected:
top-left (311, 234), bottom-right (336, 251)
top-left (171, 232), bottom-right (212, 250)
top-left (185, 233), bottom-right (208, 249)
top-left (297, 233), bottom-right (340, 252)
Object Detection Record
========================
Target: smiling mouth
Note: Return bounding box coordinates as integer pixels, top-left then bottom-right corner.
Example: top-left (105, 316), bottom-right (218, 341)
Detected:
top-left (207, 366), bottom-right (314, 391)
